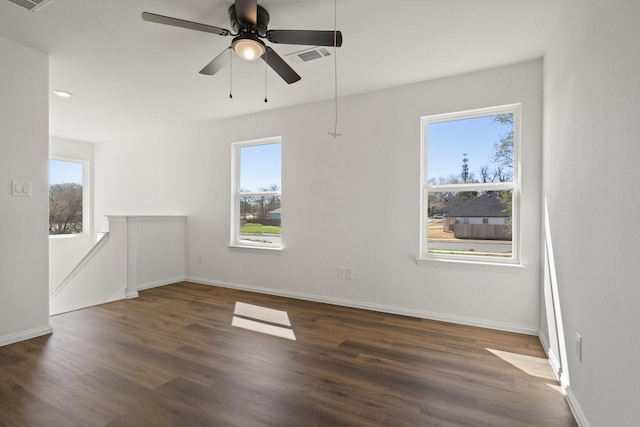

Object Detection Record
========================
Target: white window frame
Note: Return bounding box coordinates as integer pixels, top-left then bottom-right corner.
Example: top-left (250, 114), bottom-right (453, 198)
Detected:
top-left (48, 157), bottom-right (91, 238)
top-left (230, 137), bottom-right (283, 250)
top-left (418, 104), bottom-right (521, 266)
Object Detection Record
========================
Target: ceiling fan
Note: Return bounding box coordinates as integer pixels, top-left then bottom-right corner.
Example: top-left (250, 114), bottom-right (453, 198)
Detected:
top-left (142, 0), bottom-right (343, 84)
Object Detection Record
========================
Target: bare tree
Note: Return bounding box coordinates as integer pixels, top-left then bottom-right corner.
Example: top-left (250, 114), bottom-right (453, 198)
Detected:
top-left (239, 190), bottom-right (255, 220)
top-left (49, 183), bottom-right (82, 234)
top-left (479, 165), bottom-right (492, 183)
top-left (492, 113), bottom-right (514, 169)
top-left (492, 113), bottom-right (515, 230)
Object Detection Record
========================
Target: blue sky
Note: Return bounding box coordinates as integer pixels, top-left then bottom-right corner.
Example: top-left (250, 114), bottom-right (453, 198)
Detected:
top-left (236, 120), bottom-right (509, 191)
top-left (240, 142), bottom-right (282, 192)
top-left (427, 115), bottom-right (511, 182)
top-left (49, 159), bottom-right (83, 185)
top-left (51, 123), bottom-right (505, 189)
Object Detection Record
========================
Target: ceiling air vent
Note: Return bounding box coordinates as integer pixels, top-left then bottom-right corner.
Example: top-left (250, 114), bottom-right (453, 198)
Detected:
top-left (286, 47), bottom-right (332, 64)
top-left (8, 0), bottom-right (51, 12)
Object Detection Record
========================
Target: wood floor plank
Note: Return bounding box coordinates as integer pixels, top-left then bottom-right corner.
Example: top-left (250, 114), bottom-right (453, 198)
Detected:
top-left (0, 281), bottom-right (576, 426)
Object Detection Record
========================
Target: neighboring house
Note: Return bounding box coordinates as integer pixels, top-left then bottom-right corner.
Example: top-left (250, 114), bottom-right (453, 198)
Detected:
top-left (267, 208), bottom-right (281, 220)
top-left (441, 198), bottom-right (468, 229)
top-left (443, 194), bottom-right (511, 240)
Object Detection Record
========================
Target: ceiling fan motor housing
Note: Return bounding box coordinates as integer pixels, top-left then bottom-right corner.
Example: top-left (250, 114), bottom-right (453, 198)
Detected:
top-left (142, 1), bottom-right (342, 84)
top-left (228, 4), bottom-right (270, 36)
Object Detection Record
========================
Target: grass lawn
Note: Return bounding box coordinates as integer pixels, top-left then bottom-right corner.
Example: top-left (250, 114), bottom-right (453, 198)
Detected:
top-left (427, 219), bottom-right (453, 239)
top-left (240, 223), bottom-right (281, 235)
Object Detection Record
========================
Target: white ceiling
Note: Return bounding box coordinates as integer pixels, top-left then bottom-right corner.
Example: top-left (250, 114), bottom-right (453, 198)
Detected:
top-left (0, 0), bottom-right (565, 143)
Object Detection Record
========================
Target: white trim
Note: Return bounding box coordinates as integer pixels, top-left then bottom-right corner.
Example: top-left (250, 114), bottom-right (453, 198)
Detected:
top-left (186, 276), bottom-right (539, 335)
top-left (565, 387), bottom-right (590, 427)
top-left (422, 104), bottom-right (523, 124)
top-left (543, 198), bottom-right (570, 388)
top-left (238, 191), bottom-right (280, 198)
top-left (230, 137), bottom-right (282, 249)
top-left (51, 289), bottom-right (126, 316)
top-left (428, 181), bottom-right (514, 192)
top-left (48, 157), bottom-right (91, 237)
top-left (105, 215), bottom-right (186, 222)
top-left (126, 217), bottom-right (139, 299)
top-left (538, 330), bottom-right (562, 382)
top-left (48, 233), bottom-right (83, 239)
top-left (419, 103), bottom-right (521, 264)
top-left (548, 350), bottom-right (562, 382)
top-left (50, 232), bottom-right (110, 299)
top-left (137, 276), bottom-right (187, 291)
top-left (227, 244), bottom-right (283, 253)
top-left (0, 325), bottom-right (53, 347)
top-left (415, 257), bottom-right (525, 273)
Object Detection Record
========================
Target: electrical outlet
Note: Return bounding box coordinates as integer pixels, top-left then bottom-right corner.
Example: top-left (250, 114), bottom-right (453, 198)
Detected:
top-left (196, 254), bottom-right (203, 264)
top-left (345, 268), bottom-right (353, 280)
top-left (575, 333), bottom-right (582, 361)
top-left (337, 267), bottom-right (346, 279)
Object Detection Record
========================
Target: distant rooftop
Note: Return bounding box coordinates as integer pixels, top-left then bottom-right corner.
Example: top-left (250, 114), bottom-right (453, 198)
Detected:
top-left (444, 194), bottom-right (509, 218)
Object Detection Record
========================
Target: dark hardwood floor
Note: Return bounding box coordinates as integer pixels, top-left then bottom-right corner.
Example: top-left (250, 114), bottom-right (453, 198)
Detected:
top-left (0, 282), bottom-right (576, 426)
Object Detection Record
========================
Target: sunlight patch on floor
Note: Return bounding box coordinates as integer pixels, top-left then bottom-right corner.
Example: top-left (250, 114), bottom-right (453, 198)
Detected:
top-left (232, 302), bottom-right (296, 340)
top-left (234, 301), bottom-right (292, 326)
top-left (486, 348), bottom-right (557, 381)
top-left (546, 382), bottom-right (564, 394)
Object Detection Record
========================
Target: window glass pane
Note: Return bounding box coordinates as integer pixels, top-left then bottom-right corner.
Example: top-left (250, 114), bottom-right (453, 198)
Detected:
top-left (240, 143), bottom-right (281, 192)
top-left (427, 190), bottom-right (512, 258)
top-left (427, 114), bottom-right (514, 184)
top-left (239, 195), bottom-right (281, 246)
top-left (49, 160), bottom-right (83, 235)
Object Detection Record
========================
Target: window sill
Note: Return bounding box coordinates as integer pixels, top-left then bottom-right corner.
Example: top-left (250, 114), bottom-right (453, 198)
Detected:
top-left (228, 244), bottom-right (283, 254)
top-left (415, 257), bottom-right (525, 274)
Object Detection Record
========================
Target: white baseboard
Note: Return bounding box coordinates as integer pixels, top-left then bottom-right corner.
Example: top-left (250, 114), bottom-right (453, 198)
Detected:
top-left (0, 324), bottom-right (53, 347)
top-left (125, 291), bottom-right (139, 299)
top-left (186, 276), bottom-right (539, 335)
top-left (537, 330), bottom-right (562, 381)
top-left (565, 386), bottom-right (590, 427)
top-left (137, 276), bottom-right (186, 292)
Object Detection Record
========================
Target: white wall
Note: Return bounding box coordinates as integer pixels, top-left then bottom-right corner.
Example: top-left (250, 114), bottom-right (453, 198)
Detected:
top-left (543, 0), bottom-right (640, 424)
top-left (95, 60), bottom-right (543, 333)
top-left (0, 36), bottom-right (51, 345)
top-left (49, 221), bottom-right (126, 316)
top-left (134, 216), bottom-right (186, 290)
top-left (49, 136), bottom-right (95, 292)
top-left (49, 215), bottom-right (185, 315)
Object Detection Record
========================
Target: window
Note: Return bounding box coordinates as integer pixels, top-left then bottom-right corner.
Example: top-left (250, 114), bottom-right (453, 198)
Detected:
top-left (49, 159), bottom-right (87, 236)
top-left (231, 138), bottom-right (282, 249)
top-left (420, 104), bottom-right (520, 263)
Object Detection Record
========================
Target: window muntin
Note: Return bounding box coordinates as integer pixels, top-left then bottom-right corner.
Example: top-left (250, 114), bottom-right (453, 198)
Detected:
top-left (49, 159), bottom-right (86, 236)
top-left (231, 138), bottom-right (282, 248)
top-left (421, 105), bottom-right (520, 263)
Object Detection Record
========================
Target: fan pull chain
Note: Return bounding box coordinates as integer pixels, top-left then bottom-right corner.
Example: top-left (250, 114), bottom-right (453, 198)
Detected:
top-left (229, 47), bottom-right (233, 99)
top-left (328, 0), bottom-right (342, 137)
top-left (264, 50), bottom-right (268, 103)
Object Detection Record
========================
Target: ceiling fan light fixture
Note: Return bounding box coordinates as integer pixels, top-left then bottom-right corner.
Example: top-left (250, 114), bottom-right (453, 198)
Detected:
top-left (232, 36), bottom-right (265, 61)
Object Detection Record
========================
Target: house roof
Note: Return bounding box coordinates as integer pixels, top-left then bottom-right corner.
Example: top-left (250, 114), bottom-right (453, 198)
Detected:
top-left (268, 208), bottom-right (281, 214)
top-left (441, 198), bottom-right (468, 214)
top-left (444, 194), bottom-right (509, 218)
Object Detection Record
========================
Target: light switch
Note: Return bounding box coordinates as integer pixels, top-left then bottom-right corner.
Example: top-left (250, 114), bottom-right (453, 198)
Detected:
top-left (11, 180), bottom-right (32, 197)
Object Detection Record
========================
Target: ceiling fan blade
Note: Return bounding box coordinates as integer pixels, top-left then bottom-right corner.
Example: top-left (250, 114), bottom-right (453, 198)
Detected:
top-left (234, 0), bottom-right (258, 25)
top-left (142, 12), bottom-right (230, 36)
top-left (199, 47), bottom-right (232, 76)
top-left (266, 30), bottom-right (343, 47)
top-left (261, 46), bottom-right (301, 84)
